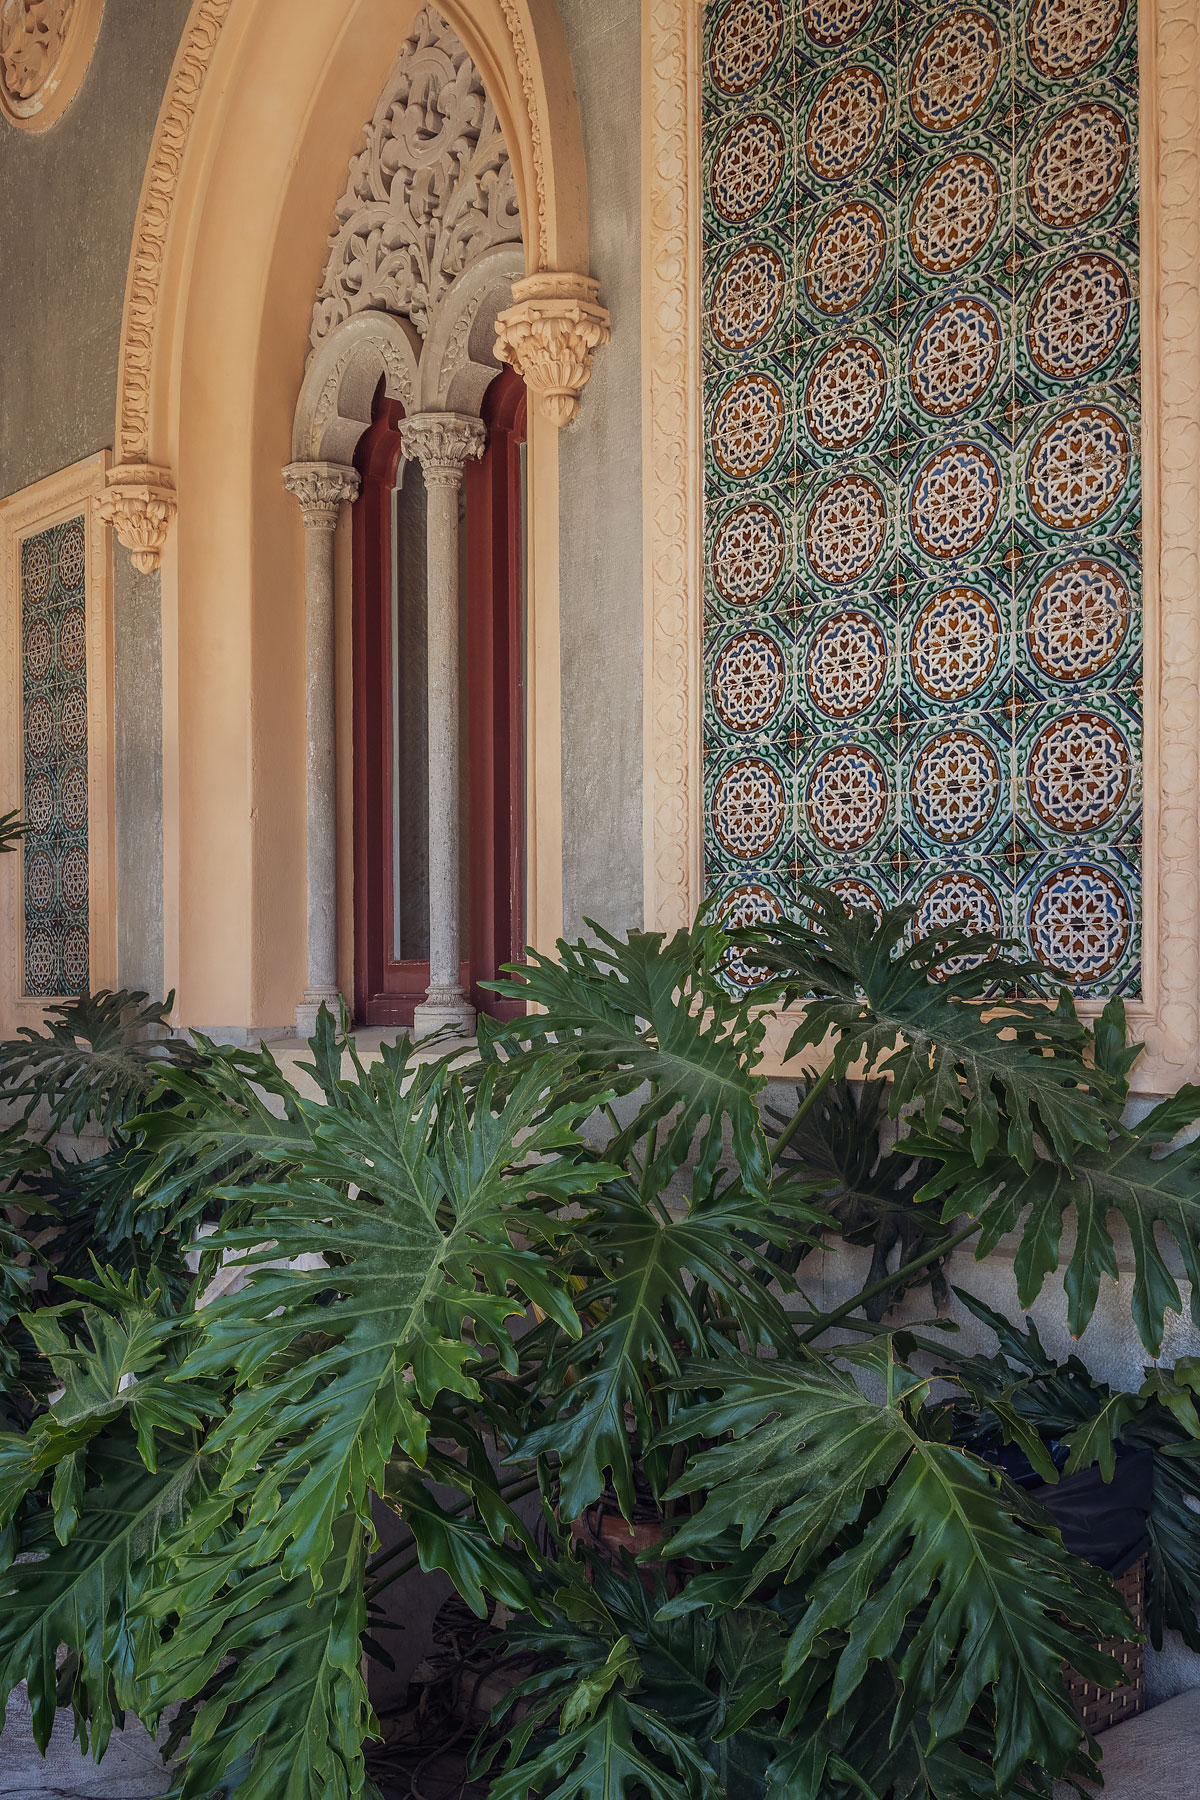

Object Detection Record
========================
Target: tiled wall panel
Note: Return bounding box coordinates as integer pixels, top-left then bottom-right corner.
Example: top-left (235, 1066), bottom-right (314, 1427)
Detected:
top-left (702, 0), bottom-right (1141, 993)
top-left (20, 518), bottom-right (90, 997)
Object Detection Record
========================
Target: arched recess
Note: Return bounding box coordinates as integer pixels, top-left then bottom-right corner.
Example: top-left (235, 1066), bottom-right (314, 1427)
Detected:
top-left (109, 0), bottom-right (595, 1031)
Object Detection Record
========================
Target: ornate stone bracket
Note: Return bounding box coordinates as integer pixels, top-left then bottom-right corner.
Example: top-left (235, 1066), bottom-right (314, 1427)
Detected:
top-left (95, 465), bottom-right (178, 574)
top-left (494, 272), bottom-right (611, 428)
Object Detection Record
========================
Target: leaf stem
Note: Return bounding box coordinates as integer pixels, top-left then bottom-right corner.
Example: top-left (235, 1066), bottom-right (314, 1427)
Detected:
top-left (769, 1066), bottom-right (836, 1168)
top-left (365, 1475), bottom-right (543, 1595)
top-left (796, 1219), bottom-right (981, 1345)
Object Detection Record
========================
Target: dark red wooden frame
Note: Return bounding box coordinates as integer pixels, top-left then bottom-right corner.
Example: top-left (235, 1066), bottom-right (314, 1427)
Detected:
top-left (351, 371), bottom-right (527, 1027)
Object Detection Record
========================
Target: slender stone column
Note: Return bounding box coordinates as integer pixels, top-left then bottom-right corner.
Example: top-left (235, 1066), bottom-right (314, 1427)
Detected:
top-left (398, 413), bottom-right (486, 1039)
top-left (283, 460), bottom-right (361, 1036)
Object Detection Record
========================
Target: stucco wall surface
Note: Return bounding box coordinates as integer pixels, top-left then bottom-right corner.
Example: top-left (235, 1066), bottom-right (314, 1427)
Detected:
top-left (0, 0), bottom-right (194, 502)
top-left (554, 0), bottom-right (644, 941)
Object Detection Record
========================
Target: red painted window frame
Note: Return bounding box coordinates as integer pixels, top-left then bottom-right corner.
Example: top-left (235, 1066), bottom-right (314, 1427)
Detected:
top-left (351, 371), bottom-right (527, 1027)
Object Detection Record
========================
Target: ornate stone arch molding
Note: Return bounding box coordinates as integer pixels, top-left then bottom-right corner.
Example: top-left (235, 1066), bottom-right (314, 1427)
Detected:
top-left (642, 0), bottom-right (1200, 1091)
top-left (100, 0), bottom-right (607, 571)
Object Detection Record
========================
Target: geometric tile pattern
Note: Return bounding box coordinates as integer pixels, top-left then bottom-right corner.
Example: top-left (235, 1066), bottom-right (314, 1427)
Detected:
top-left (21, 517), bottom-right (89, 997)
top-left (702, 0), bottom-right (1141, 993)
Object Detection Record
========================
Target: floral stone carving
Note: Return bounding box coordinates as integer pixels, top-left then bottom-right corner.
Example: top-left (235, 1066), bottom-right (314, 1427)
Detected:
top-left (0, 0), bottom-right (103, 130)
top-left (95, 466), bottom-right (177, 575)
top-left (311, 5), bottom-right (522, 348)
top-left (494, 273), bottom-right (612, 427)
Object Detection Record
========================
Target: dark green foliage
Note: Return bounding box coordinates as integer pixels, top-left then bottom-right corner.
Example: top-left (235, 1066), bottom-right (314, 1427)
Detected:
top-left (0, 990), bottom-right (184, 1137)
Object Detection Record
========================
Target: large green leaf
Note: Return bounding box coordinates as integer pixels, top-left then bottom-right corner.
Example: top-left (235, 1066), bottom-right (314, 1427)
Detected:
top-left (0, 990), bottom-right (184, 1137)
top-left (0, 1437), bottom-right (207, 1757)
top-left (920, 1086), bottom-right (1200, 1354)
top-left (520, 1175), bottom-right (824, 1519)
top-left (489, 922), bottom-right (772, 1199)
top-left (183, 1050), bottom-right (611, 1580)
top-left (658, 1343), bottom-right (1129, 1789)
top-left (139, 1509), bottom-right (370, 1800)
top-left (742, 890), bottom-right (1109, 1170)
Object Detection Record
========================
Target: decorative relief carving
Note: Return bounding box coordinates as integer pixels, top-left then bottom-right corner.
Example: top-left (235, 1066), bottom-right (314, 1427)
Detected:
top-left (494, 272), bottom-right (611, 427)
top-left (397, 413), bottom-right (487, 488)
top-left (0, 0), bottom-right (102, 130)
top-left (282, 462), bottom-right (362, 531)
top-left (643, 0), bottom-right (701, 933)
top-left (311, 6), bottom-right (521, 349)
top-left (94, 465), bottom-right (177, 574)
top-left (497, 0), bottom-right (548, 265)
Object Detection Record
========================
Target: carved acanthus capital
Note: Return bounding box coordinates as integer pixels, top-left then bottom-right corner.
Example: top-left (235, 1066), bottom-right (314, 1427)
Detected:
top-left (95, 464), bottom-right (178, 574)
top-left (494, 273), bottom-right (612, 428)
top-left (398, 413), bottom-right (486, 488)
top-left (283, 461), bottom-right (361, 531)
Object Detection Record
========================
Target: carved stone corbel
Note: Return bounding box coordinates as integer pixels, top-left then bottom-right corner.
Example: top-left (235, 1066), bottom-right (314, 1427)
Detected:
top-left (95, 464), bottom-right (178, 574)
top-left (494, 273), bottom-right (611, 428)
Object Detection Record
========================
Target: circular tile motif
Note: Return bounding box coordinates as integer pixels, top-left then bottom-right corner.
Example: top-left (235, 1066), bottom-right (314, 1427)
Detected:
top-left (61, 847), bottom-right (88, 911)
top-left (23, 617), bottom-right (53, 684)
top-left (718, 882), bottom-right (785, 988)
top-left (712, 502), bottom-right (786, 604)
top-left (1028, 862), bottom-right (1131, 982)
top-left (711, 243), bottom-right (786, 351)
top-left (25, 850), bottom-right (53, 913)
top-left (25, 696), bottom-right (53, 759)
top-left (805, 610), bottom-right (889, 718)
top-left (804, 338), bottom-right (888, 451)
top-left (61, 768), bottom-right (88, 831)
top-left (710, 0), bottom-right (785, 94)
top-left (1025, 405), bottom-right (1129, 532)
top-left (22, 538), bottom-right (51, 606)
top-left (805, 65), bottom-right (888, 182)
top-left (712, 373), bottom-right (785, 480)
top-left (908, 295), bottom-right (1002, 418)
top-left (25, 776), bottom-right (54, 833)
top-left (26, 931), bottom-right (57, 997)
top-left (62, 925), bottom-right (89, 993)
top-left (1027, 709), bottom-right (1131, 834)
top-left (61, 687), bottom-right (87, 750)
top-left (59, 606), bottom-right (86, 671)
top-left (1026, 557), bottom-right (1130, 682)
top-left (57, 521), bottom-right (86, 592)
top-left (914, 870), bottom-right (1003, 944)
top-left (806, 745), bottom-right (889, 851)
top-left (712, 630), bottom-right (787, 731)
top-left (909, 153), bottom-right (1001, 275)
top-left (711, 115), bottom-right (786, 224)
top-left (1026, 0), bottom-right (1125, 80)
top-left (805, 474), bottom-right (888, 583)
top-left (801, 0), bottom-right (875, 47)
top-left (830, 877), bottom-right (885, 922)
top-left (712, 756), bottom-right (787, 859)
top-left (805, 201), bottom-right (888, 316)
top-left (910, 9), bottom-right (1002, 133)
top-left (1026, 103), bottom-right (1130, 232)
top-left (910, 728), bottom-right (1000, 842)
top-left (910, 442), bottom-right (1001, 560)
top-left (1026, 252), bottom-right (1130, 382)
top-left (910, 585), bottom-right (1002, 702)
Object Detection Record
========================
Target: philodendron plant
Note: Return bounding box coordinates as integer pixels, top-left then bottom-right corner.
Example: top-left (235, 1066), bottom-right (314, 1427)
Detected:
top-left (2, 891), bottom-right (1200, 1799)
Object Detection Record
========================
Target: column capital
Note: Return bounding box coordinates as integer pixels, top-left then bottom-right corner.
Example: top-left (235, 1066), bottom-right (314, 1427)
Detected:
top-left (283, 461), bottom-right (361, 530)
top-left (95, 463), bottom-right (178, 573)
top-left (494, 272), bottom-right (612, 429)
top-left (398, 413), bottom-right (487, 488)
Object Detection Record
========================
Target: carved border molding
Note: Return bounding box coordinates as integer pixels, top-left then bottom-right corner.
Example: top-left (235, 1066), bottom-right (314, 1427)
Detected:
top-left (642, 0), bottom-right (1200, 1089)
top-left (497, 0), bottom-right (548, 266)
top-left (0, 454), bottom-right (115, 1035)
top-left (0, 0), bottom-right (104, 131)
top-left (642, 0), bottom-right (701, 936)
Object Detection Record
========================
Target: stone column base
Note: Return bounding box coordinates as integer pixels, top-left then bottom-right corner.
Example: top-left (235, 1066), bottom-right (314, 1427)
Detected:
top-left (413, 989), bottom-right (477, 1042)
top-left (296, 987), bottom-right (342, 1037)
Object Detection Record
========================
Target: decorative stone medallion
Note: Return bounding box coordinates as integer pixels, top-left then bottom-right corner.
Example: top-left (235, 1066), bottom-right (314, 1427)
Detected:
top-left (0, 0), bottom-right (104, 130)
top-left (702, 0), bottom-right (1141, 993)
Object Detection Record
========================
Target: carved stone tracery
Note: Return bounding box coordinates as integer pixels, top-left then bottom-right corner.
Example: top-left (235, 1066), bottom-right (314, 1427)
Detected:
top-left (311, 6), bottom-right (522, 349)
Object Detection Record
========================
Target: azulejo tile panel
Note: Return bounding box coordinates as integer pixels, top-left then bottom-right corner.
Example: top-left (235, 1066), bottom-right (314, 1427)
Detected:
top-left (702, 0), bottom-right (1141, 994)
top-left (20, 518), bottom-right (89, 998)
